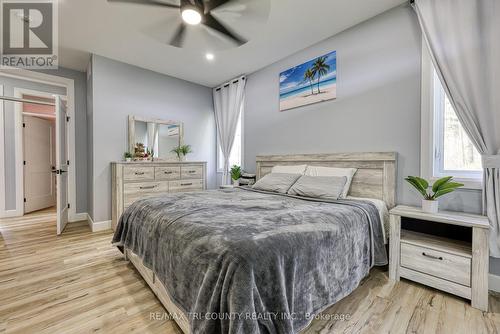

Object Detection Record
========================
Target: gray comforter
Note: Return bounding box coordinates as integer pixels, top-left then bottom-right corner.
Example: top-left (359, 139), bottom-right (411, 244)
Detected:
top-left (112, 188), bottom-right (387, 334)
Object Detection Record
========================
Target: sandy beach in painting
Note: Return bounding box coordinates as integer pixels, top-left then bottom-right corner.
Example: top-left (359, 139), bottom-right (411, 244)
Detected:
top-left (280, 82), bottom-right (336, 111)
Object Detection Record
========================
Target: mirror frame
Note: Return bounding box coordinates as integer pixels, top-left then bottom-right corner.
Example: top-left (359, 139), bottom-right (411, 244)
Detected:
top-left (128, 115), bottom-right (184, 155)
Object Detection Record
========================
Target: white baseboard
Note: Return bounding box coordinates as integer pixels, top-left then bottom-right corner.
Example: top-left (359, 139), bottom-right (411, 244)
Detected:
top-left (86, 213), bottom-right (111, 232)
top-left (489, 274), bottom-right (500, 293)
top-left (69, 212), bottom-right (88, 222)
top-left (0, 209), bottom-right (22, 218)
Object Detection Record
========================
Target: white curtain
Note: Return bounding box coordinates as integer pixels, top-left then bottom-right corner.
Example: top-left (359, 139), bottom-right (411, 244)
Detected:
top-left (213, 76), bottom-right (246, 185)
top-left (146, 122), bottom-right (159, 157)
top-left (414, 0), bottom-right (500, 256)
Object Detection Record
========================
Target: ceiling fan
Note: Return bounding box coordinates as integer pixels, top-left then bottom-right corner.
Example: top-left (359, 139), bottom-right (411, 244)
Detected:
top-left (108, 0), bottom-right (247, 48)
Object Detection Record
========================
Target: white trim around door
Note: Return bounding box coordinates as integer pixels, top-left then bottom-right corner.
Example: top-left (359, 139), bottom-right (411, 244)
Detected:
top-left (0, 68), bottom-right (78, 221)
top-left (0, 84), bottom-right (4, 215)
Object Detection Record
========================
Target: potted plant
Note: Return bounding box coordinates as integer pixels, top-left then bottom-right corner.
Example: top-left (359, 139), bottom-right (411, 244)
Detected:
top-left (405, 176), bottom-right (464, 213)
top-left (230, 165), bottom-right (242, 186)
top-left (124, 152), bottom-right (133, 162)
top-left (171, 144), bottom-right (192, 161)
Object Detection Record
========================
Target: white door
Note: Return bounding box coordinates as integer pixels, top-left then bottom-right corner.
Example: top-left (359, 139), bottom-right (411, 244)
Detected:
top-left (56, 97), bottom-right (69, 235)
top-left (23, 116), bottom-right (56, 213)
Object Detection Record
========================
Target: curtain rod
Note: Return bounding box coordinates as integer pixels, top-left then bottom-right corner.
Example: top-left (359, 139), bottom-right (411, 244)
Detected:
top-left (0, 95), bottom-right (55, 106)
top-left (214, 76), bottom-right (246, 92)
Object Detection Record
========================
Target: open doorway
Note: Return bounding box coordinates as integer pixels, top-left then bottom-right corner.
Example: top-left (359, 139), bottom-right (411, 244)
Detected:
top-left (1, 89), bottom-right (69, 234)
top-left (22, 94), bottom-right (57, 215)
top-left (0, 68), bottom-right (76, 235)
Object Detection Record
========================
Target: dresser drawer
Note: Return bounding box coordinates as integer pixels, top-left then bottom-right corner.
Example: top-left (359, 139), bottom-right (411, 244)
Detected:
top-left (123, 166), bottom-right (154, 181)
top-left (169, 179), bottom-right (203, 193)
top-left (155, 166), bottom-right (180, 180)
top-left (181, 165), bottom-right (203, 179)
top-left (400, 242), bottom-right (471, 286)
top-left (123, 181), bottom-right (168, 208)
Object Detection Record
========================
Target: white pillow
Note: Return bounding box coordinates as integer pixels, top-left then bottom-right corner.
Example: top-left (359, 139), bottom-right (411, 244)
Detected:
top-left (304, 166), bottom-right (357, 198)
top-left (271, 164), bottom-right (307, 174)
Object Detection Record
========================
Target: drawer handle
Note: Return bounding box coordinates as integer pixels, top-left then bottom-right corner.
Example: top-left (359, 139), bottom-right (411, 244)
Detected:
top-left (181, 183), bottom-right (193, 186)
top-left (164, 171), bottom-right (173, 174)
top-left (140, 185), bottom-right (157, 190)
top-left (188, 170), bottom-right (196, 173)
top-left (135, 172), bottom-right (145, 175)
top-left (422, 252), bottom-right (443, 260)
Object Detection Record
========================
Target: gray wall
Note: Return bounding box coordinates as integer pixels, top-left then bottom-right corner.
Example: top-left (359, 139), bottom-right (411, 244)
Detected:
top-left (244, 5), bottom-right (498, 271)
top-left (89, 55), bottom-right (216, 223)
top-left (86, 57), bottom-right (94, 219)
top-left (1, 67), bottom-right (88, 213)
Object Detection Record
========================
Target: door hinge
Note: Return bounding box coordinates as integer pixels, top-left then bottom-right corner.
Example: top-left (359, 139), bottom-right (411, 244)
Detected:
top-left (24, 198), bottom-right (26, 203)
top-left (23, 160), bottom-right (26, 165)
top-left (22, 123), bottom-right (25, 128)
top-left (67, 160), bottom-right (70, 166)
top-left (67, 203), bottom-right (70, 209)
top-left (66, 116), bottom-right (70, 122)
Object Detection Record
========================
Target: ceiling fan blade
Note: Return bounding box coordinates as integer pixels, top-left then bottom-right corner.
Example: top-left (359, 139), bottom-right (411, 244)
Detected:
top-left (203, 13), bottom-right (247, 45)
top-left (108, 0), bottom-right (180, 9)
top-left (169, 23), bottom-right (186, 47)
top-left (202, 0), bottom-right (231, 14)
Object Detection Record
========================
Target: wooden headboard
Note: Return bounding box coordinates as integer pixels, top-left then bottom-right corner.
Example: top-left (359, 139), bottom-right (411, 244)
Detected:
top-left (256, 152), bottom-right (397, 209)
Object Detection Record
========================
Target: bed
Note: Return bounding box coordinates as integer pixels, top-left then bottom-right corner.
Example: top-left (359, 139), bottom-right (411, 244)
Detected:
top-left (112, 152), bottom-right (397, 334)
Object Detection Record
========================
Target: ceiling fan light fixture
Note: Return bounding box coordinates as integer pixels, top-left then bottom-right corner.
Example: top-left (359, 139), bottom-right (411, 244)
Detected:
top-left (181, 7), bottom-right (202, 25)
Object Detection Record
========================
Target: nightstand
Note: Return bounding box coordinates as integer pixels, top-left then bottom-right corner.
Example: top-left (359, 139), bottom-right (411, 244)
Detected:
top-left (389, 205), bottom-right (490, 311)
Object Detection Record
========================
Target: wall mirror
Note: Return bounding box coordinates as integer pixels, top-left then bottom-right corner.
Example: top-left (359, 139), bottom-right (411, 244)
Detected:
top-left (128, 115), bottom-right (183, 161)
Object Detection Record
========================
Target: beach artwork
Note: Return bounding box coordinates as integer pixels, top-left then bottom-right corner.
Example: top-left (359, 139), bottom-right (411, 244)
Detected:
top-left (279, 50), bottom-right (337, 111)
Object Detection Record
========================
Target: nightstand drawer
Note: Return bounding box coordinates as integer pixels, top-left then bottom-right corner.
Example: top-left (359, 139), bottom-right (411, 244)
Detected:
top-left (401, 242), bottom-right (471, 286)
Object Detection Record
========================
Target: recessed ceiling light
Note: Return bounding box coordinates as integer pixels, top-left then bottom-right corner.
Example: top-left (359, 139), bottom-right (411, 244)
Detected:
top-left (181, 8), bottom-right (202, 25)
top-left (205, 53), bottom-right (214, 61)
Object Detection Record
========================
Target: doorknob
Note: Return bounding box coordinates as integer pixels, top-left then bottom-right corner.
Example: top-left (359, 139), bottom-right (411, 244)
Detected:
top-left (59, 169), bottom-right (67, 174)
top-left (51, 169), bottom-right (67, 174)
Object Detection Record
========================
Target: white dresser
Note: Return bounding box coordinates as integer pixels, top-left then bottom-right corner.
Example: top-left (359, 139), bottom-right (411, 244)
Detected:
top-left (111, 161), bottom-right (207, 230)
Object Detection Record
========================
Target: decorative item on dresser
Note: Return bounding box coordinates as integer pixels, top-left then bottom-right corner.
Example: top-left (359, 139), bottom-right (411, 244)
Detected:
top-left (389, 205), bottom-right (489, 311)
top-left (111, 161), bottom-right (207, 230)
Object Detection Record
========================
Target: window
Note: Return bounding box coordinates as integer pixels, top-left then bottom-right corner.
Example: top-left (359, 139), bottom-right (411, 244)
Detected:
top-left (217, 109), bottom-right (243, 171)
top-left (421, 44), bottom-right (482, 188)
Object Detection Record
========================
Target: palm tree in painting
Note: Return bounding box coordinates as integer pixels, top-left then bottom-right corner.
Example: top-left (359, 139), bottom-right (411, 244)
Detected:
top-left (311, 56), bottom-right (330, 94)
top-left (302, 68), bottom-right (315, 95)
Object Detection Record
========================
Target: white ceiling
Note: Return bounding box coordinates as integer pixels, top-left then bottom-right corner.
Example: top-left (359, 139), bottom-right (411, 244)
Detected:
top-left (59, 0), bottom-right (405, 87)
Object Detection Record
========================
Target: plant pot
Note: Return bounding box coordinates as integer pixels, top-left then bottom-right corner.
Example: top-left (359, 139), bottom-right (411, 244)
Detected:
top-left (422, 199), bottom-right (438, 213)
top-left (125, 158), bottom-right (131, 162)
top-left (178, 155), bottom-right (186, 162)
top-left (232, 179), bottom-right (240, 186)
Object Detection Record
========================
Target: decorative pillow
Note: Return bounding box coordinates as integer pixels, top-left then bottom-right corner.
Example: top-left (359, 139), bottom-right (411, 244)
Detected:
top-left (288, 175), bottom-right (347, 200)
top-left (271, 165), bottom-right (307, 175)
top-left (304, 166), bottom-right (357, 198)
top-left (252, 173), bottom-right (301, 194)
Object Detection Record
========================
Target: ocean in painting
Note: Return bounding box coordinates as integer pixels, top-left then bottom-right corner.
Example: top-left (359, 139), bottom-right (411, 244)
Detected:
top-left (279, 50), bottom-right (337, 111)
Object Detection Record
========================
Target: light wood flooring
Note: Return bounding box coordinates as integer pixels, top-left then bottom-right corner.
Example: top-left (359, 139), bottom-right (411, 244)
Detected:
top-left (1, 209), bottom-right (500, 334)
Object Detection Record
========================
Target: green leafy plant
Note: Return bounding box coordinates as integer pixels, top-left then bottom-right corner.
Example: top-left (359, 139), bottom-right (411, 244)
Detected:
top-left (124, 152), bottom-right (133, 159)
top-left (230, 165), bottom-right (242, 181)
top-left (171, 144), bottom-right (192, 159)
top-left (405, 176), bottom-right (464, 200)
